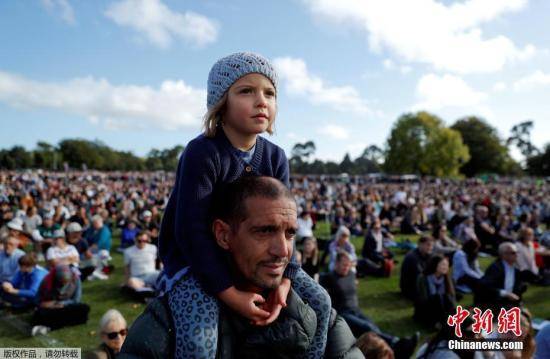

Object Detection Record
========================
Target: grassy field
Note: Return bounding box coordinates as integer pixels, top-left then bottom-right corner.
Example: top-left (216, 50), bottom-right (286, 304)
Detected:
top-left (1, 222), bottom-right (549, 353)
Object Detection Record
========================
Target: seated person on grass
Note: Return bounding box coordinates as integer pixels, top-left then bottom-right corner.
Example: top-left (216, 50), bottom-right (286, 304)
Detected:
top-left (321, 251), bottom-right (419, 359)
top-left (31, 264), bottom-right (90, 335)
top-left (66, 222), bottom-right (96, 281)
top-left (0, 236), bottom-right (25, 283)
top-left (400, 236), bottom-right (434, 300)
top-left (0, 253), bottom-right (47, 309)
top-left (475, 242), bottom-right (527, 312)
top-left (46, 229), bottom-right (79, 269)
top-left (123, 231), bottom-right (159, 293)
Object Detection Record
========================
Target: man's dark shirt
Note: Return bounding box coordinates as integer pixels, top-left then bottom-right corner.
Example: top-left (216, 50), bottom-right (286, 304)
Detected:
top-left (320, 271), bottom-right (359, 313)
top-left (400, 248), bottom-right (431, 300)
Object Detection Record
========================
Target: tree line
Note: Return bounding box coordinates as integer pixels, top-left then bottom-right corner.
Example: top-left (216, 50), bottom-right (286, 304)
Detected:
top-left (1, 112), bottom-right (548, 176)
top-left (0, 139), bottom-right (183, 172)
top-left (289, 112), bottom-right (549, 177)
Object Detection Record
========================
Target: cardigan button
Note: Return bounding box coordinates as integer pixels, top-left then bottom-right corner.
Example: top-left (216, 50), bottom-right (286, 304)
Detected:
top-left (245, 166), bottom-right (252, 172)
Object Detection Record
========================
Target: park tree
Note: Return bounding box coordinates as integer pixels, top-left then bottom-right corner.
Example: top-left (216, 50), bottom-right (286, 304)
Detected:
top-left (507, 120), bottom-right (540, 159)
top-left (0, 146), bottom-right (33, 170)
top-left (354, 145), bottom-right (383, 174)
top-left (526, 143), bottom-right (550, 176)
top-left (451, 117), bottom-right (515, 176)
top-left (0, 146), bottom-right (34, 169)
top-left (339, 153), bottom-right (354, 174)
top-left (384, 111), bottom-right (469, 176)
top-left (33, 141), bottom-right (58, 170)
top-left (290, 141), bottom-right (316, 173)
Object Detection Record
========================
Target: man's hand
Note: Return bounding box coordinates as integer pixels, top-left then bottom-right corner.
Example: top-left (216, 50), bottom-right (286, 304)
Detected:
top-left (218, 286), bottom-right (271, 323)
top-left (254, 278), bottom-right (291, 326)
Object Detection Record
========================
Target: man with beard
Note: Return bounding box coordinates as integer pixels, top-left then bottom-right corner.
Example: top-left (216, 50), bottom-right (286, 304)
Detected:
top-left (120, 176), bottom-right (363, 358)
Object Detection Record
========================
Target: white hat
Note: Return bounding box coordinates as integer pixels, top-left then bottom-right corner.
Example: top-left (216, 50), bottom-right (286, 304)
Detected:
top-left (142, 210), bottom-right (152, 218)
top-left (66, 222), bottom-right (83, 233)
top-left (7, 218), bottom-right (24, 232)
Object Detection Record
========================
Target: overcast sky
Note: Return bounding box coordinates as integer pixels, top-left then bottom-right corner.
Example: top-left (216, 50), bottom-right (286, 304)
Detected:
top-left (1, 0), bottom-right (549, 161)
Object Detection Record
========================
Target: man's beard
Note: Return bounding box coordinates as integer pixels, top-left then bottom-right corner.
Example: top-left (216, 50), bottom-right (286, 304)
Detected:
top-left (250, 258), bottom-right (289, 290)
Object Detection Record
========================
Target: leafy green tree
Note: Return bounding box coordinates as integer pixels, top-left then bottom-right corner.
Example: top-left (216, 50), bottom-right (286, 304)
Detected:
top-left (385, 111), bottom-right (469, 176)
top-left (0, 146), bottom-right (33, 169)
top-left (339, 153), bottom-right (354, 174)
top-left (451, 117), bottom-right (515, 176)
top-left (526, 143), bottom-right (550, 176)
top-left (33, 141), bottom-right (58, 169)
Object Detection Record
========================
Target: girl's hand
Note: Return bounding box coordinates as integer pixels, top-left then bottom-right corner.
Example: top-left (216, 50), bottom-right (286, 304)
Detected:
top-left (218, 286), bottom-right (270, 323)
top-left (254, 278), bottom-right (290, 326)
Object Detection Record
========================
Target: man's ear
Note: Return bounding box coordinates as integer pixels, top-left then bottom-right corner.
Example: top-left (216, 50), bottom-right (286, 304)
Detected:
top-left (212, 219), bottom-right (231, 250)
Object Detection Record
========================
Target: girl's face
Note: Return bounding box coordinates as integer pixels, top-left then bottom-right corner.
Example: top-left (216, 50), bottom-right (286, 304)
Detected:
top-left (223, 73), bottom-right (276, 136)
top-left (436, 258), bottom-right (449, 276)
top-left (303, 239), bottom-right (315, 254)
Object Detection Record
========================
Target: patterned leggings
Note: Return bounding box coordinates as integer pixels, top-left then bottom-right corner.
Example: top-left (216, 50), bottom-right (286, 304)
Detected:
top-left (167, 268), bottom-right (331, 359)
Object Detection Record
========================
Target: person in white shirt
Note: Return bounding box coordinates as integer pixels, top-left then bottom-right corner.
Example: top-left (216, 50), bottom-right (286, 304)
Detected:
top-left (123, 231), bottom-right (159, 290)
top-left (296, 211), bottom-right (314, 241)
top-left (46, 229), bottom-right (79, 269)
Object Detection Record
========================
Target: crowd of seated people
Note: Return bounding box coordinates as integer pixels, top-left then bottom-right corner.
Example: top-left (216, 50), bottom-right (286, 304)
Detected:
top-left (1, 171), bottom-right (550, 356)
top-left (0, 171), bottom-right (166, 335)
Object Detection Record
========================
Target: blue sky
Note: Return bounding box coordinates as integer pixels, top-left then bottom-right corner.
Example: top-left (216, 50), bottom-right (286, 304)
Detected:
top-left (1, 0), bottom-right (549, 161)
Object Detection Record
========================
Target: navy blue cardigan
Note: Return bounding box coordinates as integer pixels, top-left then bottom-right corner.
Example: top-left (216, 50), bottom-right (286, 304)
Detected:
top-left (159, 129), bottom-right (296, 295)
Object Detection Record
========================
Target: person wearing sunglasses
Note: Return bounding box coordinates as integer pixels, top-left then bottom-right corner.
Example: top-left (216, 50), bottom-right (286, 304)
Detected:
top-left (123, 231), bottom-right (159, 292)
top-left (86, 309), bottom-right (127, 359)
top-left (475, 242), bottom-right (528, 312)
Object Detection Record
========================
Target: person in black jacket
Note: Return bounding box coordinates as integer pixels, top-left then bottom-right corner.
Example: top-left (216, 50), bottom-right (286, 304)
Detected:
top-left (321, 251), bottom-right (418, 359)
top-left (475, 242), bottom-right (527, 312)
top-left (400, 236), bottom-right (434, 300)
top-left (360, 218), bottom-right (394, 277)
top-left (120, 177), bottom-right (363, 358)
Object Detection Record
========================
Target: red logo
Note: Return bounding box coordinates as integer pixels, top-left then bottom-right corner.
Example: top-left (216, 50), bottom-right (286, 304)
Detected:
top-left (447, 306), bottom-right (522, 337)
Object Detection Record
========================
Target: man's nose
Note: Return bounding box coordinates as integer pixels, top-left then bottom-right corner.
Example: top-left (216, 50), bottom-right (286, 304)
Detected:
top-left (270, 231), bottom-right (290, 258)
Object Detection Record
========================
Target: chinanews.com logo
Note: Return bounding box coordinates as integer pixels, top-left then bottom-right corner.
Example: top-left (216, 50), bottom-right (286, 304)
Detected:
top-left (446, 306), bottom-right (524, 351)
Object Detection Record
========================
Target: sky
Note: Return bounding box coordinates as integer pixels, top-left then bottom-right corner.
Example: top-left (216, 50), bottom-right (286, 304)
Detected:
top-left (1, 0), bottom-right (549, 162)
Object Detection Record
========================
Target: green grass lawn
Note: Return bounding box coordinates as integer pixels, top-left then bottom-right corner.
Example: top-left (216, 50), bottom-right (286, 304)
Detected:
top-left (1, 223), bottom-right (549, 353)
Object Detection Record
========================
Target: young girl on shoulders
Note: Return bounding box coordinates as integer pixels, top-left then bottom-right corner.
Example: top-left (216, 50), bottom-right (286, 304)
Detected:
top-left (158, 52), bottom-right (331, 358)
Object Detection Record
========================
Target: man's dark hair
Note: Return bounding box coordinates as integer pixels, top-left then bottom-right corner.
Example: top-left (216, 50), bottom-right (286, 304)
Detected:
top-left (19, 253), bottom-right (37, 267)
top-left (212, 176), bottom-right (294, 230)
top-left (418, 235), bottom-right (433, 244)
top-left (335, 250), bottom-right (351, 263)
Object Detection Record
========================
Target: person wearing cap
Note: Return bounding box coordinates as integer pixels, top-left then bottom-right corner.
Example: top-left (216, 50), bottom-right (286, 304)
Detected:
top-left (66, 222), bottom-right (96, 281)
top-left (6, 217), bottom-right (31, 249)
top-left (0, 236), bottom-right (25, 282)
top-left (1, 253), bottom-right (47, 309)
top-left (37, 212), bottom-right (61, 256)
top-left (46, 229), bottom-right (79, 269)
top-left (140, 210), bottom-right (159, 247)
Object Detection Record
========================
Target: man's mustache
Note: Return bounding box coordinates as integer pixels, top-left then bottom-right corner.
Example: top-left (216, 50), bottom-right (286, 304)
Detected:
top-left (259, 258), bottom-right (289, 266)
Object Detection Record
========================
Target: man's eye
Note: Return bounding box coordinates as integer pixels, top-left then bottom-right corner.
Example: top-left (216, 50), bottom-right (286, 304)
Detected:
top-left (240, 88), bottom-right (252, 94)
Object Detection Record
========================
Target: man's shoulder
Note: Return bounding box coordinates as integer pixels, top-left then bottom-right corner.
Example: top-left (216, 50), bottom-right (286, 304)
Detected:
top-left (120, 296), bottom-right (173, 358)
